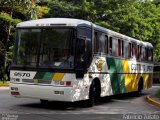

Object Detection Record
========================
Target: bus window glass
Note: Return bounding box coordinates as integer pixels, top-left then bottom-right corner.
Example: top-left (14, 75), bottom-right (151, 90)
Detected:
top-left (14, 28), bottom-right (75, 69)
top-left (142, 47), bottom-right (146, 61)
top-left (118, 39), bottom-right (124, 57)
top-left (94, 32), bottom-right (105, 53)
top-left (94, 32), bottom-right (98, 53)
top-left (105, 35), bottom-right (109, 54)
top-left (124, 41), bottom-right (128, 58)
top-left (77, 27), bottom-right (92, 68)
top-left (132, 43), bottom-right (137, 59)
top-left (136, 45), bottom-right (139, 60)
top-left (77, 27), bottom-right (91, 39)
top-left (118, 39), bottom-right (121, 56)
top-left (39, 28), bottom-right (74, 68)
top-left (15, 29), bottom-right (41, 66)
top-left (112, 37), bottom-right (118, 56)
top-left (132, 43), bottom-right (134, 57)
top-left (148, 48), bottom-right (153, 62)
top-left (109, 37), bottom-right (112, 55)
top-left (145, 47), bottom-right (148, 60)
top-left (122, 40), bottom-right (124, 57)
top-left (139, 45), bottom-right (142, 61)
top-left (128, 43), bottom-right (131, 58)
top-left (99, 33), bottom-right (105, 53)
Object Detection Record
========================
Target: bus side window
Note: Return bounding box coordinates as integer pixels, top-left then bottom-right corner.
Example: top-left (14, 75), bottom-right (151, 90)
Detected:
top-left (122, 40), bottom-right (124, 57)
top-left (151, 48), bottom-right (153, 62)
top-left (112, 37), bottom-right (118, 56)
top-left (109, 37), bottom-right (112, 55)
top-left (94, 32), bottom-right (105, 53)
top-left (139, 45), bottom-right (142, 61)
top-left (105, 35), bottom-right (109, 54)
top-left (118, 39), bottom-right (121, 57)
top-left (132, 43), bottom-right (134, 58)
top-left (135, 44), bottom-right (138, 60)
top-left (118, 39), bottom-right (124, 57)
top-left (137, 45), bottom-right (139, 60)
top-left (124, 41), bottom-right (128, 59)
top-left (94, 32), bottom-right (98, 53)
top-left (99, 33), bottom-right (105, 53)
top-left (131, 43), bottom-right (137, 59)
top-left (145, 47), bottom-right (148, 61)
top-left (147, 47), bottom-right (153, 62)
top-left (142, 46), bottom-right (145, 61)
top-left (128, 43), bottom-right (131, 58)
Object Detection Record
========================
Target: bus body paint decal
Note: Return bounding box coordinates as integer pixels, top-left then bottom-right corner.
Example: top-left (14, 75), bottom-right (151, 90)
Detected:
top-left (104, 58), bottom-right (153, 95)
top-left (122, 60), bottom-right (132, 92)
top-left (34, 72), bottom-right (53, 80)
top-left (106, 58), bottom-right (126, 94)
top-left (52, 73), bottom-right (65, 81)
top-left (34, 72), bottom-right (65, 81)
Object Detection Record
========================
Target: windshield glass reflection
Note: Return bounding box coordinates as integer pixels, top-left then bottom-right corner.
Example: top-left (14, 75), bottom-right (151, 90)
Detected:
top-left (13, 28), bottom-right (74, 69)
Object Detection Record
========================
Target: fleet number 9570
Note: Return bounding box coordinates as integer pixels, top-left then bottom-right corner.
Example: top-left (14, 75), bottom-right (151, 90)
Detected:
top-left (14, 72), bottom-right (30, 77)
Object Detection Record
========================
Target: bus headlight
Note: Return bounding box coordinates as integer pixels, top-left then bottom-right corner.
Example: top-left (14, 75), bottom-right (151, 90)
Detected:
top-left (10, 78), bottom-right (16, 82)
top-left (10, 78), bottom-right (20, 82)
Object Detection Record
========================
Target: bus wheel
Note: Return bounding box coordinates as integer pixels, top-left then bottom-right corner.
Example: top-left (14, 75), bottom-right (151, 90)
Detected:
top-left (40, 99), bottom-right (48, 105)
top-left (136, 79), bottom-right (143, 97)
top-left (87, 80), bottom-right (100, 107)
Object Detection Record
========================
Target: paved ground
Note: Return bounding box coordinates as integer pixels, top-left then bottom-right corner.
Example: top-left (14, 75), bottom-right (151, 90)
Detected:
top-left (0, 86), bottom-right (159, 120)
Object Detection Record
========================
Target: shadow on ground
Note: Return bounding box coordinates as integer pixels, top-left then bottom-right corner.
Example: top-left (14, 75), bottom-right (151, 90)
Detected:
top-left (18, 92), bottom-right (148, 111)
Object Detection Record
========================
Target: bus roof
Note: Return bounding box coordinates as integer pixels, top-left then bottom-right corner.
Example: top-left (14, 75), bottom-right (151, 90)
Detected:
top-left (17, 18), bottom-right (153, 48)
top-left (17, 18), bottom-right (92, 27)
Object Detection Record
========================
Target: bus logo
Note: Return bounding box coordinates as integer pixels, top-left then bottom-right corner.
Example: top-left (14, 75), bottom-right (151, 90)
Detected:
top-left (95, 59), bottom-right (104, 71)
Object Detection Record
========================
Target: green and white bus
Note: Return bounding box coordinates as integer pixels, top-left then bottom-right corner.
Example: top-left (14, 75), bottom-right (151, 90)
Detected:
top-left (10, 18), bottom-right (153, 106)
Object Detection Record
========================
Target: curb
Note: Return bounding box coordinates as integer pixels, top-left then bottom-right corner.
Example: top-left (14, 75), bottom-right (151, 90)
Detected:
top-left (146, 95), bottom-right (160, 107)
top-left (0, 85), bottom-right (9, 87)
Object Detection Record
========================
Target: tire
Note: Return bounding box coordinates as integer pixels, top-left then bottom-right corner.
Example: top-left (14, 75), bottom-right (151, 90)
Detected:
top-left (40, 99), bottom-right (48, 105)
top-left (136, 88), bottom-right (142, 97)
top-left (136, 79), bottom-right (143, 97)
top-left (86, 81), bottom-right (100, 107)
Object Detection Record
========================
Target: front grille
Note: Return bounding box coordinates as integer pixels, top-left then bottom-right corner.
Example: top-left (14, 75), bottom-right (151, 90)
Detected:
top-left (22, 79), bottom-right (34, 83)
top-left (38, 79), bottom-right (51, 84)
top-left (22, 79), bottom-right (51, 84)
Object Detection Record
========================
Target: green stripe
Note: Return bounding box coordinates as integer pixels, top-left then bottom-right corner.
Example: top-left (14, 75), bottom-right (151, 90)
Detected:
top-left (115, 59), bottom-right (126, 93)
top-left (106, 57), bottom-right (126, 94)
top-left (43, 72), bottom-right (54, 80)
top-left (34, 72), bottom-right (54, 80)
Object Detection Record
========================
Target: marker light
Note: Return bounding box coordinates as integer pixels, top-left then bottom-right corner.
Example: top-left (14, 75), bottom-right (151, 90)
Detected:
top-left (66, 81), bottom-right (72, 86)
top-left (54, 81), bottom-right (72, 87)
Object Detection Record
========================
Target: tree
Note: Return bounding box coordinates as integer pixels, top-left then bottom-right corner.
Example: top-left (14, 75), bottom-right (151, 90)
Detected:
top-left (48, 0), bottom-right (160, 63)
top-left (0, 0), bottom-right (38, 81)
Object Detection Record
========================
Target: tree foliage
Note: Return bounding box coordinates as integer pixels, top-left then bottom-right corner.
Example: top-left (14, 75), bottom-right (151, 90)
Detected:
top-left (0, 0), bottom-right (160, 73)
top-left (47, 0), bottom-right (160, 63)
top-left (0, 0), bottom-right (49, 80)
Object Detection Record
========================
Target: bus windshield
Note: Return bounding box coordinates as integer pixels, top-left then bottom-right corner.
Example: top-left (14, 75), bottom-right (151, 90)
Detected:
top-left (13, 28), bottom-right (74, 69)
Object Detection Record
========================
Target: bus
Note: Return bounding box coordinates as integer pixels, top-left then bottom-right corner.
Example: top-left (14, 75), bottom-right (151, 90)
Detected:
top-left (10, 18), bottom-right (153, 107)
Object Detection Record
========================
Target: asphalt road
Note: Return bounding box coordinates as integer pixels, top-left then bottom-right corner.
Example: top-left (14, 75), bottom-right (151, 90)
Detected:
top-left (0, 86), bottom-right (160, 120)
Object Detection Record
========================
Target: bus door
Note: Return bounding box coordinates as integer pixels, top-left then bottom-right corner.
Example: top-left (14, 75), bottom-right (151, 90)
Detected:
top-left (75, 27), bottom-right (92, 78)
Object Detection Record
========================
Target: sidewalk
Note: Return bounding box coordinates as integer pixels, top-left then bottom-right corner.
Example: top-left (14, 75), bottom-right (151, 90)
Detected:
top-left (0, 83), bottom-right (9, 90)
top-left (0, 85), bottom-right (9, 87)
top-left (146, 87), bottom-right (160, 108)
top-left (0, 86), bottom-right (9, 90)
top-left (146, 95), bottom-right (160, 107)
